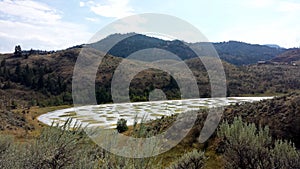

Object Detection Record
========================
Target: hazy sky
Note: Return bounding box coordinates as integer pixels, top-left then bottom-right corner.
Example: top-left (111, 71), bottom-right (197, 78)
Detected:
top-left (0, 0), bottom-right (300, 53)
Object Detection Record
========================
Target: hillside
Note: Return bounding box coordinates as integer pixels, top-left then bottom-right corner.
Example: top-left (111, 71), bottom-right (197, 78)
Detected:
top-left (0, 44), bottom-right (299, 169)
top-left (0, 45), bottom-right (299, 110)
top-left (186, 57), bottom-right (300, 96)
top-left (91, 33), bottom-right (286, 65)
top-left (0, 48), bottom-right (79, 109)
top-left (271, 48), bottom-right (300, 63)
top-left (145, 92), bottom-right (300, 148)
top-left (213, 41), bottom-right (286, 65)
top-left (223, 92), bottom-right (300, 147)
top-left (91, 33), bottom-right (198, 60)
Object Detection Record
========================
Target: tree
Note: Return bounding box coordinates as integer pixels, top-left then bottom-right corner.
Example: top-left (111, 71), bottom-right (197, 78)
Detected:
top-left (14, 62), bottom-right (21, 79)
top-left (1, 59), bottom-right (6, 67)
top-left (14, 45), bottom-right (22, 56)
top-left (37, 75), bottom-right (44, 89)
top-left (23, 64), bottom-right (33, 87)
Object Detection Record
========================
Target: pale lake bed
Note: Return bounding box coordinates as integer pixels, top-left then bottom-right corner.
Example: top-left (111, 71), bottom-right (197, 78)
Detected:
top-left (38, 97), bottom-right (273, 128)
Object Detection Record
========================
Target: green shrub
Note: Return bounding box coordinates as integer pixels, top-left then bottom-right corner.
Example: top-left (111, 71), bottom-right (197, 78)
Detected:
top-left (0, 119), bottom-right (99, 169)
top-left (218, 116), bottom-right (300, 169)
top-left (0, 135), bottom-right (14, 169)
top-left (271, 140), bottom-right (300, 169)
top-left (168, 150), bottom-right (206, 169)
top-left (116, 118), bottom-right (128, 133)
top-left (0, 118), bottom-right (164, 169)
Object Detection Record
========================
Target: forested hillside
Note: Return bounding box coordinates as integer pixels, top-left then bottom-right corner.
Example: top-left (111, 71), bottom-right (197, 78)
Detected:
top-left (0, 44), bottom-right (299, 110)
top-left (92, 33), bottom-right (286, 65)
top-left (272, 48), bottom-right (300, 63)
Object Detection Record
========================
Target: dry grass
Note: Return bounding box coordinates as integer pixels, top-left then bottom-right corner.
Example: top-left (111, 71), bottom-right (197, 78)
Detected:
top-left (1, 105), bottom-right (72, 141)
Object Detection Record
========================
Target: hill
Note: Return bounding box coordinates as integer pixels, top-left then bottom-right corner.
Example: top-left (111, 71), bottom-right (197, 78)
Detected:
top-left (223, 92), bottom-right (300, 147)
top-left (91, 33), bottom-right (198, 60)
top-left (91, 33), bottom-right (286, 65)
top-left (213, 41), bottom-right (286, 65)
top-left (271, 48), bottom-right (300, 63)
top-left (265, 44), bottom-right (282, 49)
top-left (0, 44), bottom-right (299, 110)
top-left (0, 42), bottom-right (299, 168)
top-left (144, 92), bottom-right (300, 148)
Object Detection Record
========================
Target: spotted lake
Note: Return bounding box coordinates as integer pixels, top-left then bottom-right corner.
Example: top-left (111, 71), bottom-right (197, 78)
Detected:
top-left (38, 97), bottom-right (273, 128)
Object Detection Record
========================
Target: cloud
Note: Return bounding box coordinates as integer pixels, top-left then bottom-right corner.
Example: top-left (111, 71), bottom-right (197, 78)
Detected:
top-left (85, 17), bottom-right (99, 22)
top-left (0, 0), bottom-right (92, 53)
top-left (0, 0), bottom-right (61, 24)
top-left (87, 0), bottom-right (134, 18)
top-left (241, 0), bottom-right (300, 12)
top-left (79, 1), bottom-right (85, 7)
top-left (245, 0), bottom-right (275, 8)
top-left (277, 1), bottom-right (300, 12)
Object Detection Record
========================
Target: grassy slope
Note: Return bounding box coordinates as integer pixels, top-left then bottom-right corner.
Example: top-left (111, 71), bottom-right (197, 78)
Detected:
top-left (1, 47), bottom-right (300, 109)
top-left (1, 92), bottom-right (299, 168)
top-left (1, 46), bottom-right (299, 168)
top-left (122, 92), bottom-right (300, 168)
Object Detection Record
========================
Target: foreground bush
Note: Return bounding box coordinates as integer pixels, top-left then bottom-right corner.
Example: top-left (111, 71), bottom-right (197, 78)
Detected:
top-left (0, 119), bottom-right (99, 169)
top-left (0, 119), bottom-right (164, 169)
top-left (116, 118), bottom-right (128, 133)
top-left (168, 150), bottom-right (206, 169)
top-left (218, 116), bottom-right (300, 169)
top-left (0, 135), bottom-right (14, 168)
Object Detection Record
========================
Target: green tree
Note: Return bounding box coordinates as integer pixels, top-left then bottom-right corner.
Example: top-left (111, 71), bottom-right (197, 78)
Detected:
top-left (1, 59), bottom-right (6, 67)
top-left (14, 62), bottom-right (22, 82)
top-left (37, 75), bottom-right (44, 89)
top-left (14, 45), bottom-right (22, 56)
top-left (23, 64), bottom-right (33, 86)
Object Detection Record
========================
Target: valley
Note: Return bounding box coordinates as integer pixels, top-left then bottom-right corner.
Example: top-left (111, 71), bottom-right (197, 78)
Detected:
top-left (0, 33), bottom-right (299, 168)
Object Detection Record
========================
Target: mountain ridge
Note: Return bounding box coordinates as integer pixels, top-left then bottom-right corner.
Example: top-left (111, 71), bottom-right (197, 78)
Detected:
top-left (2, 33), bottom-right (288, 66)
top-left (89, 33), bottom-right (287, 65)
top-left (271, 48), bottom-right (300, 63)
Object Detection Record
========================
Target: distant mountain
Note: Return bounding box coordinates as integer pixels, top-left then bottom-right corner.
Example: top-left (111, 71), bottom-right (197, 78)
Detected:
top-left (91, 34), bottom-right (287, 65)
top-left (265, 44), bottom-right (282, 49)
top-left (90, 33), bottom-right (198, 61)
top-left (271, 48), bottom-right (300, 63)
top-left (213, 41), bottom-right (286, 65)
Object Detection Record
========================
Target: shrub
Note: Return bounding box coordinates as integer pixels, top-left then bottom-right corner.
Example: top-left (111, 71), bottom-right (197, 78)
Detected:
top-left (116, 118), bottom-right (128, 133)
top-left (0, 119), bottom-right (99, 169)
top-left (271, 140), bottom-right (300, 169)
top-left (0, 135), bottom-right (14, 168)
top-left (218, 116), bottom-right (300, 169)
top-left (0, 118), bottom-right (164, 168)
top-left (168, 150), bottom-right (206, 169)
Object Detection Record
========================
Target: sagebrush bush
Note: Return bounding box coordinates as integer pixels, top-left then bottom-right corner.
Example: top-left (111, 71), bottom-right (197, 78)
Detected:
top-left (96, 116), bottom-right (161, 169)
top-left (0, 119), bottom-right (99, 169)
top-left (0, 118), bottom-right (163, 169)
top-left (116, 118), bottom-right (128, 133)
top-left (0, 135), bottom-right (14, 169)
top-left (168, 150), bottom-right (206, 169)
top-left (218, 116), bottom-right (300, 169)
top-left (271, 140), bottom-right (300, 169)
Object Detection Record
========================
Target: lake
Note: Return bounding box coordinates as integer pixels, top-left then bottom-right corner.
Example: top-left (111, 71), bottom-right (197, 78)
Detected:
top-left (38, 97), bottom-right (273, 128)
